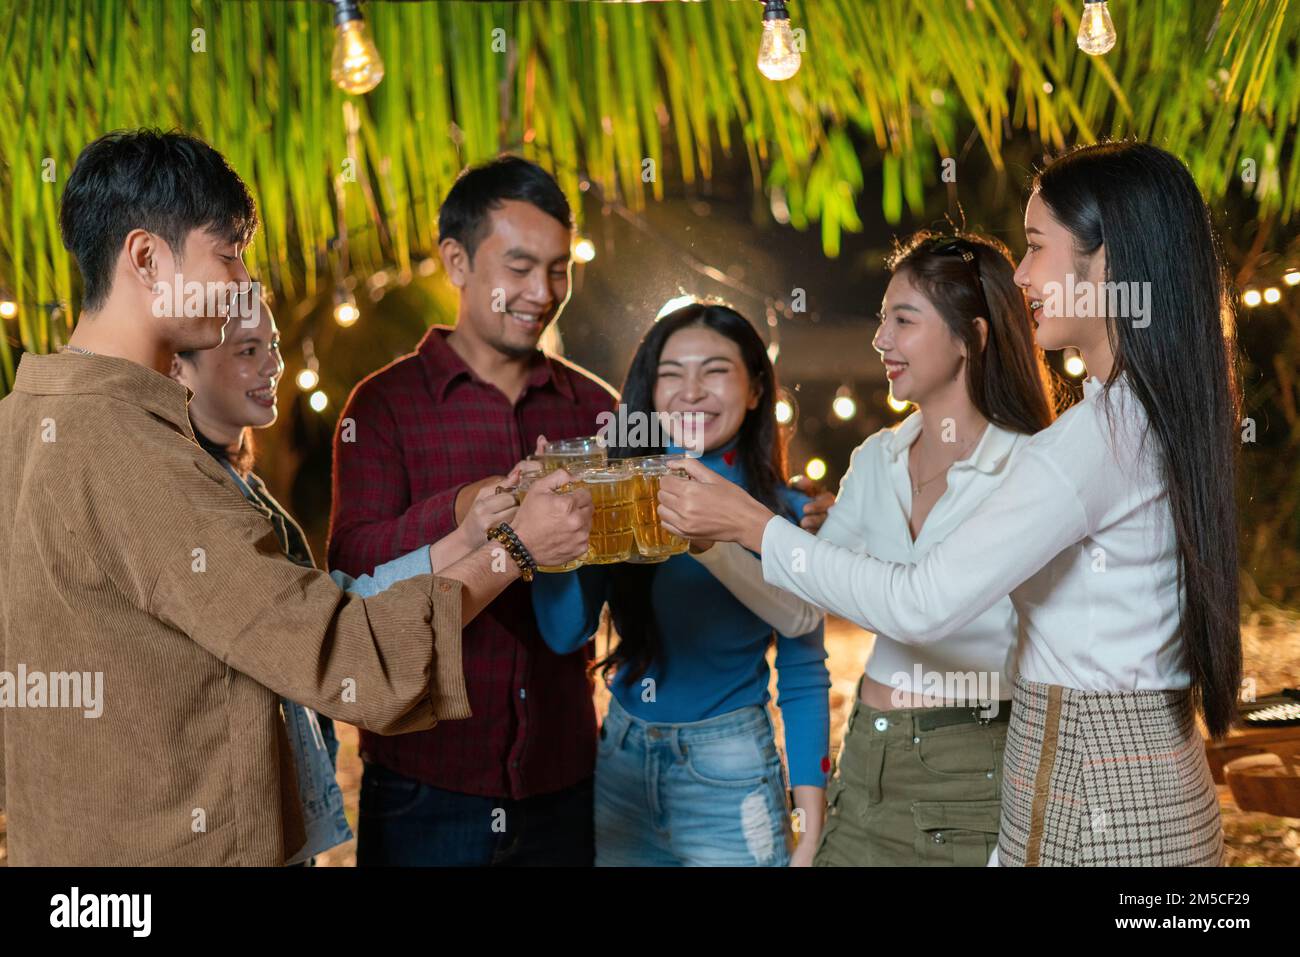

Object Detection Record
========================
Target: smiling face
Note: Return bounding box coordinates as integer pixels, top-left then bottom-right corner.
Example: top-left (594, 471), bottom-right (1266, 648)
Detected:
top-left (440, 199), bottom-right (573, 358)
top-left (873, 270), bottom-right (970, 406)
top-left (150, 227), bottom-right (253, 353)
top-left (1013, 191), bottom-right (1108, 355)
top-left (653, 325), bottom-right (760, 453)
top-left (171, 296), bottom-right (284, 444)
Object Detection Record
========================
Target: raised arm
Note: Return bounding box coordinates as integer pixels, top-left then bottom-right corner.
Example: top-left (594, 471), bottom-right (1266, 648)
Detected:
top-left (689, 541), bottom-right (824, 636)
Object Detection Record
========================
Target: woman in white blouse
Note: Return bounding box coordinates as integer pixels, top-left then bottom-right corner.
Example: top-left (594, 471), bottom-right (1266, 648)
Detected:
top-left (785, 230), bottom-right (1057, 866)
top-left (658, 141), bottom-right (1241, 867)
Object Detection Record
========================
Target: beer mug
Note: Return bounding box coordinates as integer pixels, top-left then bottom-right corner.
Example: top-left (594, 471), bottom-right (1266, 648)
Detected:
top-left (623, 455), bottom-right (690, 560)
top-left (577, 467), bottom-right (635, 564)
top-left (540, 436), bottom-right (607, 475)
top-left (501, 469), bottom-right (586, 573)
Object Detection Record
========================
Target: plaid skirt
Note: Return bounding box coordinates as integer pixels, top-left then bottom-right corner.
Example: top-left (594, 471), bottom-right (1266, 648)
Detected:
top-left (998, 675), bottom-right (1224, 866)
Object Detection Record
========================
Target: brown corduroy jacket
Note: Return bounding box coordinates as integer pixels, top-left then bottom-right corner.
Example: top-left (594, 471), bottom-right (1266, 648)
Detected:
top-left (0, 351), bottom-right (470, 865)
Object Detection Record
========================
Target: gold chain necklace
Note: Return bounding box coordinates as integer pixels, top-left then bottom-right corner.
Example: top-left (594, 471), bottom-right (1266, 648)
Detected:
top-left (908, 427), bottom-right (985, 495)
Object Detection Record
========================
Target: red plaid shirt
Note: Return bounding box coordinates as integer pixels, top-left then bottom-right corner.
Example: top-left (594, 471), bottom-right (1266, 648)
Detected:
top-left (328, 326), bottom-right (618, 799)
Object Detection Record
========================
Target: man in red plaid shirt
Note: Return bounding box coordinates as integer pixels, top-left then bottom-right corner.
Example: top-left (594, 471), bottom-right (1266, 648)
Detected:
top-left (328, 156), bottom-right (617, 865)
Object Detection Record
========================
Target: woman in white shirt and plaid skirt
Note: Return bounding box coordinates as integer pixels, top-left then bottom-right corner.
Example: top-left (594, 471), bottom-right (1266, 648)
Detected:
top-left (658, 140), bottom-right (1241, 867)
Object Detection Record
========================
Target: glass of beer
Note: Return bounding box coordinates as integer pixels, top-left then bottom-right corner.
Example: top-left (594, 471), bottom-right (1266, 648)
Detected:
top-left (578, 467), bottom-right (635, 564)
top-left (541, 436), bottom-right (607, 475)
top-left (507, 469), bottom-right (586, 573)
top-left (625, 455), bottom-right (690, 559)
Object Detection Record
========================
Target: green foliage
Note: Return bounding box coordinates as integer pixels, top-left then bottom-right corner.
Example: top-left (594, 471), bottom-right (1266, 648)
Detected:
top-left (0, 0), bottom-right (1297, 395)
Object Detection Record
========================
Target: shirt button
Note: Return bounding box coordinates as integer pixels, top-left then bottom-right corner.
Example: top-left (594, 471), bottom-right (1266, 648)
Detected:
top-left (873, 717), bottom-right (888, 732)
top-left (913, 736), bottom-right (920, 744)
top-left (986, 771), bottom-right (994, 778)
top-left (933, 832), bottom-right (945, 844)
top-left (519, 688), bottom-right (526, 700)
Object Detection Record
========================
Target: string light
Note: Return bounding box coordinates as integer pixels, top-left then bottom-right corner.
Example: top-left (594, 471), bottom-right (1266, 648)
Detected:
top-left (309, 390), bottom-right (330, 413)
top-left (1242, 289), bottom-right (1263, 308)
top-left (1077, 1), bottom-right (1117, 56)
top-left (805, 457), bottom-right (827, 482)
top-left (333, 287), bottom-right (360, 327)
top-left (1263, 287), bottom-right (1282, 305)
top-left (831, 385), bottom-right (857, 421)
top-left (1064, 348), bottom-right (1087, 378)
top-left (1284, 269), bottom-right (1300, 287)
top-left (756, 0), bottom-right (801, 81)
top-left (656, 294), bottom-right (697, 321)
top-left (886, 394), bottom-right (910, 413)
top-left (0, 298), bottom-right (15, 319)
top-left (330, 0), bottom-right (385, 95)
top-left (573, 237), bottom-right (596, 263)
top-left (775, 398), bottom-right (794, 425)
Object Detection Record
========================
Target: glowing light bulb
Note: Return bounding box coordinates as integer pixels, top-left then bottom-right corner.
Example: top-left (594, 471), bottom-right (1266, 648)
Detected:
top-left (296, 368), bottom-right (320, 391)
top-left (1283, 269), bottom-right (1300, 287)
top-left (832, 389), bottom-right (857, 421)
top-left (1064, 351), bottom-right (1087, 378)
top-left (1077, 1), bottom-right (1117, 56)
top-left (775, 399), bottom-right (794, 425)
top-left (331, 2), bottom-right (385, 95)
top-left (0, 299), bottom-right (16, 319)
top-left (805, 457), bottom-right (827, 482)
top-left (656, 295), bottom-right (697, 321)
top-left (1263, 287), bottom-right (1282, 304)
top-left (757, 2), bottom-right (801, 81)
top-left (334, 287), bottom-right (360, 327)
top-left (886, 394), bottom-right (910, 413)
top-left (1242, 289), bottom-right (1262, 308)
top-left (309, 390), bottom-right (330, 413)
top-left (573, 238), bottom-right (596, 264)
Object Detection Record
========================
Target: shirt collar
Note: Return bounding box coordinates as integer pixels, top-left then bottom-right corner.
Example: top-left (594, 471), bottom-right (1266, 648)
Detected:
top-left (13, 351), bottom-right (195, 439)
top-left (1083, 374), bottom-right (1105, 399)
top-left (883, 409), bottom-right (1018, 475)
top-left (417, 325), bottom-right (576, 403)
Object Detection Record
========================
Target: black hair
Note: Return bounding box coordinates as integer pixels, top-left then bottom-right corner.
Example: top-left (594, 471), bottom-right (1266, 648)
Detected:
top-left (59, 128), bottom-right (258, 312)
top-left (597, 301), bottom-right (792, 686)
top-left (1034, 140), bottom-right (1242, 739)
top-left (886, 230), bottom-right (1058, 435)
top-left (437, 155), bottom-right (572, 263)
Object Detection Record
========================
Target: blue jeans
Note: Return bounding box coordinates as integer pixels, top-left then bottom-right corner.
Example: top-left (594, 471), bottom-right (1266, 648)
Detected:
top-left (595, 694), bottom-right (792, 866)
top-left (356, 762), bottom-right (594, 866)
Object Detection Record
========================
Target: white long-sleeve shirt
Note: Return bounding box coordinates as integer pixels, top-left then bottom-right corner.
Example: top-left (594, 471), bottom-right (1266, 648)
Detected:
top-left (762, 375), bottom-right (1189, 691)
top-left (815, 411), bottom-right (1027, 699)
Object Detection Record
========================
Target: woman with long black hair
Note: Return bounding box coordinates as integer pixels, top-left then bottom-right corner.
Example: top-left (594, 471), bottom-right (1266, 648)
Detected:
top-left (531, 301), bottom-right (831, 866)
top-left (659, 141), bottom-right (1240, 866)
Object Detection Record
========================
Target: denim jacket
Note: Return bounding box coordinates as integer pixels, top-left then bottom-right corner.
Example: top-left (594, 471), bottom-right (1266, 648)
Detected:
top-left (219, 460), bottom-right (432, 864)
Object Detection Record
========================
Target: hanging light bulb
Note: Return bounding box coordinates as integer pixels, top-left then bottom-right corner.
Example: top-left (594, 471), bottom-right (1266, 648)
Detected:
top-left (656, 295), bottom-right (697, 321)
top-left (886, 393), bottom-right (910, 413)
top-left (309, 390), bottom-right (330, 413)
top-left (1263, 287), bottom-right (1282, 305)
top-left (330, 0), bottom-right (385, 95)
top-left (333, 286), bottom-right (360, 327)
top-left (831, 385), bottom-right (857, 421)
top-left (775, 398), bottom-right (794, 425)
top-left (757, 1), bottom-right (801, 81)
top-left (0, 297), bottom-right (16, 319)
top-left (1283, 269), bottom-right (1300, 287)
top-left (1064, 349), bottom-right (1087, 378)
top-left (573, 237), bottom-right (596, 264)
top-left (296, 368), bottom-right (320, 391)
top-left (1076, 1), bottom-right (1117, 56)
top-left (1242, 289), bottom-right (1263, 308)
top-left (805, 457), bottom-right (827, 482)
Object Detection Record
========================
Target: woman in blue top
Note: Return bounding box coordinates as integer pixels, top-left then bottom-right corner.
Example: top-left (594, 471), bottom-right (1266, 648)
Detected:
top-left (532, 301), bottom-right (831, 866)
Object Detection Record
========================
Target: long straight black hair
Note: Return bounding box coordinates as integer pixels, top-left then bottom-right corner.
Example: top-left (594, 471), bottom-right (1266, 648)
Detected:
top-left (1035, 140), bottom-right (1242, 738)
top-left (597, 301), bottom-right (792, 685)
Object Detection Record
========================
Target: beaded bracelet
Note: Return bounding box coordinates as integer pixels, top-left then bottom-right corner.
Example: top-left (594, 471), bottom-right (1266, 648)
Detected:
top-left (485, 522), bottom-right (538, 582)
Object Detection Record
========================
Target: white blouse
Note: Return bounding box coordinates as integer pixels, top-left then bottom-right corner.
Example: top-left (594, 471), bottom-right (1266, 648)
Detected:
top-left (816, 412), bottom-right (1027, 700)
top-left (762, 375), bottom-right (1189, 691)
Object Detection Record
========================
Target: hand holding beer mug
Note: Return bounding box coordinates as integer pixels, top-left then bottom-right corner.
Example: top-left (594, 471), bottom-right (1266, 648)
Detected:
top-left (623, 456), bottom-right (690, 560)
top-left (656, 456), bottom-right (777, 554)
top-left (509, 468), bottom-right (594, 571)
top-left (577, 467), bottom-right (636, 564)
top-left (464, 483), bottom-right (521, 543)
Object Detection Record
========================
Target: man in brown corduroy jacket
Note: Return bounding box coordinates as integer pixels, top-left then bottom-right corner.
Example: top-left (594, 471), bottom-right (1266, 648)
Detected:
top-left (0, 130), bottom-right (593, 865)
